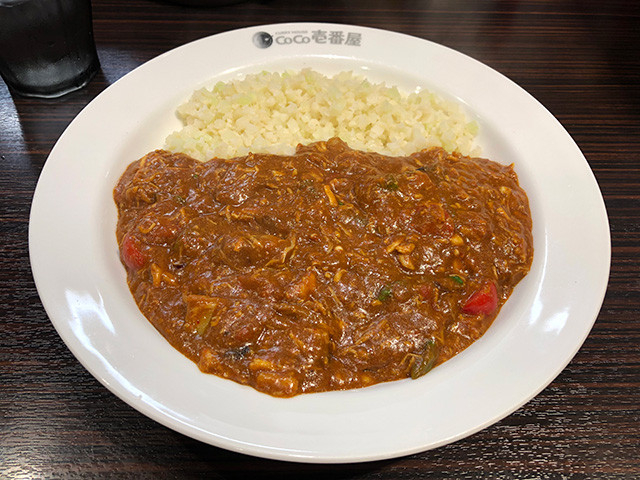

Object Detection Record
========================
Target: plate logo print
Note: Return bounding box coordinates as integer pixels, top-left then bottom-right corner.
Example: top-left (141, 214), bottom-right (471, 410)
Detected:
top-left (252, 32), bottom-right (273, 48)
top-left (252, 29), bottom-right (362, 49)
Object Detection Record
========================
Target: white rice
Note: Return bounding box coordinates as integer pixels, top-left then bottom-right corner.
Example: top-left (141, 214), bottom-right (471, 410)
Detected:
top-left (164, 68), bottom-right (479, 160)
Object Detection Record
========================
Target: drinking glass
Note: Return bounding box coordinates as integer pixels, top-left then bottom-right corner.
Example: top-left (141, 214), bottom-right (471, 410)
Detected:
top-left (0, 0), bottom-right (100, 98)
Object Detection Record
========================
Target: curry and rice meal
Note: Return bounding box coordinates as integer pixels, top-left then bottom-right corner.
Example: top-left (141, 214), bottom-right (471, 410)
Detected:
top-left (114, 70), bottom-right (533, 397)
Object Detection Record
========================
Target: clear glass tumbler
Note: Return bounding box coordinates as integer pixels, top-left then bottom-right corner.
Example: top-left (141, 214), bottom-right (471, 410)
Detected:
top-left (0, 0), bottom-right (100, 98)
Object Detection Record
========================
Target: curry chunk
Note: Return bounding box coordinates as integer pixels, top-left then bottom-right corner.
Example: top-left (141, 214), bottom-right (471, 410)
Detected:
top-left (114, 138), bottom-right (533, 397)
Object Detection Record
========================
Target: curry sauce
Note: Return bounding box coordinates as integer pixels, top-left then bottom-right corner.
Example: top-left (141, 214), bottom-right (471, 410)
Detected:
top-left (114, 138), bottom-right (533, 397)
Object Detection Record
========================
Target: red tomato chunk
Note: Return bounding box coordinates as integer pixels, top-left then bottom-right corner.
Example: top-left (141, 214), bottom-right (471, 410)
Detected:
top-left (121, 234), bottom-right (147, 270)
top-left (462, 281), bottom-right (499, 316)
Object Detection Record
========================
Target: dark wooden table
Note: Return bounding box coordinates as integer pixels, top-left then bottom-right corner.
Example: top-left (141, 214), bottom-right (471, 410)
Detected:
top-left (2, 0), bottom-right (639, 478)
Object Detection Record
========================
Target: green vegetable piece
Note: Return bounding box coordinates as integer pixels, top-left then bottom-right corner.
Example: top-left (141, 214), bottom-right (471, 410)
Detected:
top-left (450, 274), bottom-right (464, 285)
top-left (410, 339), bottom-right (439, 379)
top-left (377, 285), bottom-right (393, 302)
top-left (382, 175), bottom-right (399, 191)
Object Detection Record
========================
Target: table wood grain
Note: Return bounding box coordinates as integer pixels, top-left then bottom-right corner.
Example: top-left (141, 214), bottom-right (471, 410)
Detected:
top-left (1, 0), bottom-right (639, 478)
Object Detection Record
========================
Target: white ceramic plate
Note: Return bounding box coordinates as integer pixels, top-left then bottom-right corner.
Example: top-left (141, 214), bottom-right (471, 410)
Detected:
top-left (29, 23), bottom-right (610, 463)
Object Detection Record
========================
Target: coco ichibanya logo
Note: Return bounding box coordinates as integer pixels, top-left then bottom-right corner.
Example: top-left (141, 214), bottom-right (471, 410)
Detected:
top-left (253, 30), bottom-right (362, 48)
